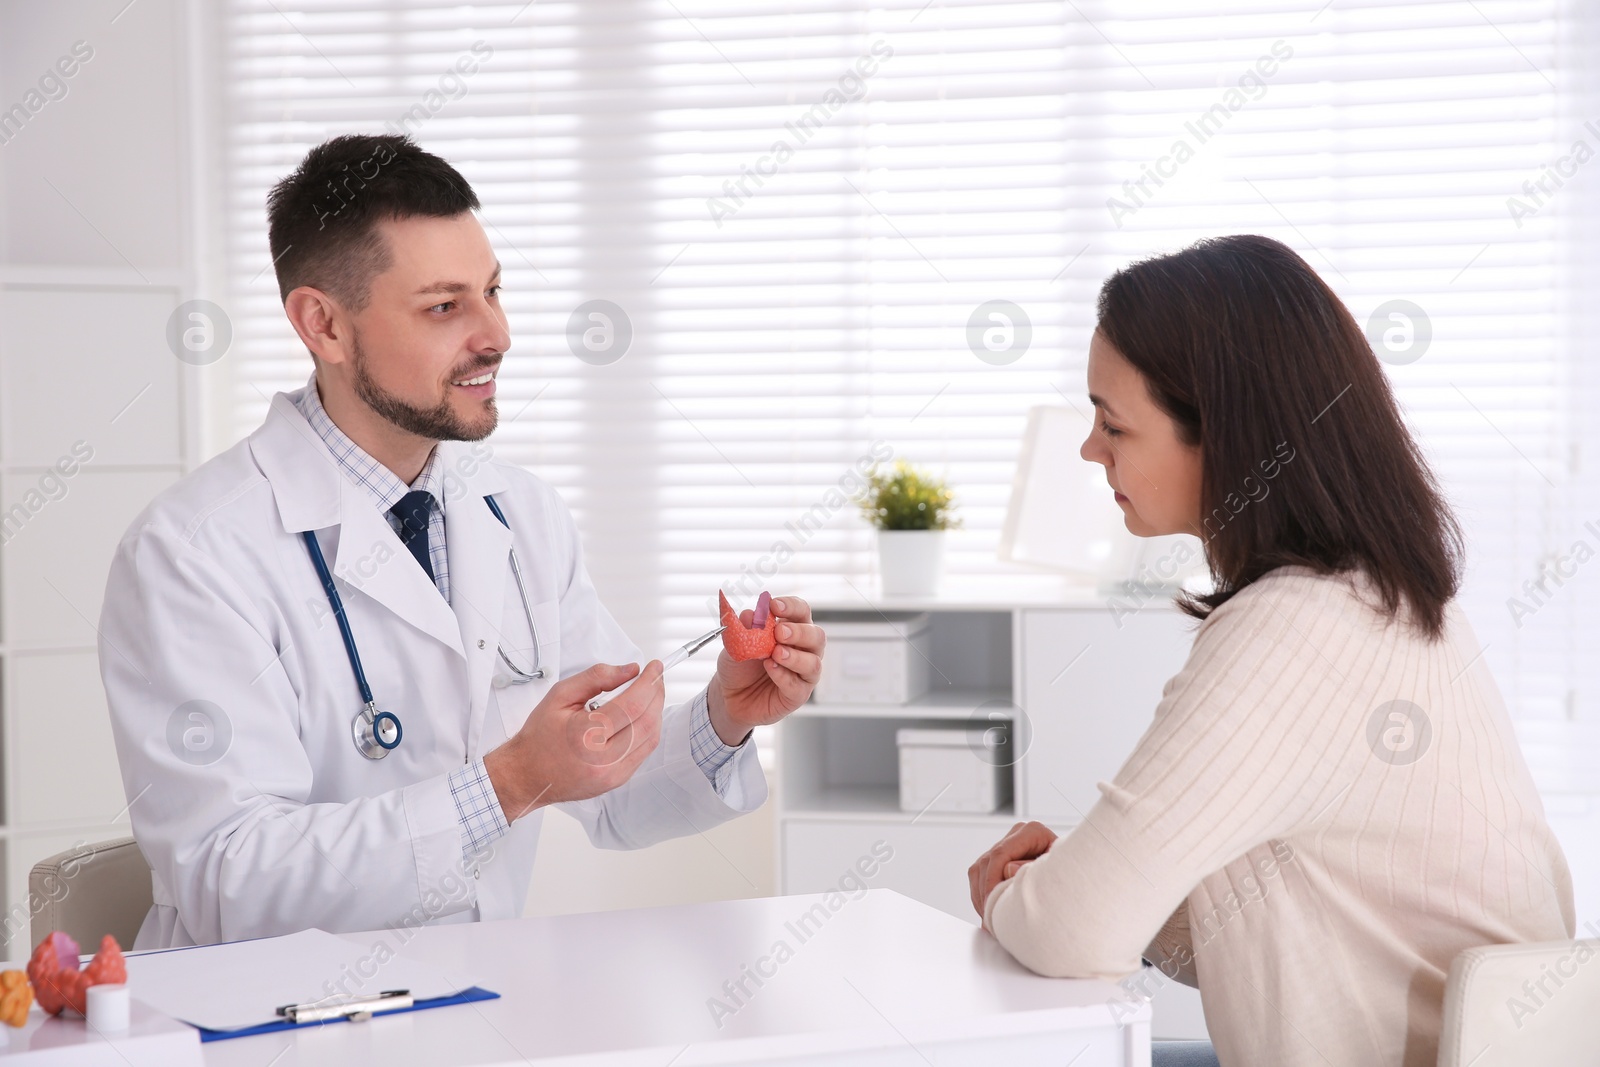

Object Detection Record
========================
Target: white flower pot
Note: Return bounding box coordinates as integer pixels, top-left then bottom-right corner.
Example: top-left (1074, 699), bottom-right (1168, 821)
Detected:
top-left (877, 529), bottom-right (946, 597)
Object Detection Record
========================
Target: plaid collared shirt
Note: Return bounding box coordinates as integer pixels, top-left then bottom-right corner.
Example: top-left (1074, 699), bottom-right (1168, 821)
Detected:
top-left (294, 377), bottom-right (452, 601)
top-left (291, 377), bottom-right (746, 872)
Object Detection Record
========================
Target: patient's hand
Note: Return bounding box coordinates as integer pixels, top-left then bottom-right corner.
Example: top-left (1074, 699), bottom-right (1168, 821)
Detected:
top-left (968, 821), bottom-right (1058, 926)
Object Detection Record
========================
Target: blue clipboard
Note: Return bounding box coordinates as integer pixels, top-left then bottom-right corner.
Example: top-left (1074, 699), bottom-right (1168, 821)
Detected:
top-left (195, 985), bottom-right (500, 1042)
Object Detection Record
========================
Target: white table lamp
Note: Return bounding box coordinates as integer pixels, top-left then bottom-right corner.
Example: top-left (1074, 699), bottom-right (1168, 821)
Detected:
top-left (998, 404), bottom-right (1206, 591)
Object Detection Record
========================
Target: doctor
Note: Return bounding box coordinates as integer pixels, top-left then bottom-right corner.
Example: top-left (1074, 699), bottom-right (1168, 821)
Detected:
top-left (100, 134), bottom-right (826, 949)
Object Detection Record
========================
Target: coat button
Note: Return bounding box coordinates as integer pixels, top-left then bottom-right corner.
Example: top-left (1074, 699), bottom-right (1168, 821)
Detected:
top-left (478, 639), bottom-right (486, 649)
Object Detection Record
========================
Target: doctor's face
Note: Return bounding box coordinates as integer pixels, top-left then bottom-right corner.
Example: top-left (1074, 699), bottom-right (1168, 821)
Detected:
top-left (1079, 330), bottom-right (1204, 538)
top-left (343, 212), bottom-right (510, 442)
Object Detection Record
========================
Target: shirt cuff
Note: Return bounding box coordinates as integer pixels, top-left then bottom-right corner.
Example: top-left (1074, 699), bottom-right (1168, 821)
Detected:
top-left (448, 757), bottom-right (510, 867)
top-left (688, 686), bottom-right (748, 796)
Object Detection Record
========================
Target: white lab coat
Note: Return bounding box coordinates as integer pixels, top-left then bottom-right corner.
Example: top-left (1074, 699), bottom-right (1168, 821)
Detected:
top-left (99, 388), bottom-right (766, 948)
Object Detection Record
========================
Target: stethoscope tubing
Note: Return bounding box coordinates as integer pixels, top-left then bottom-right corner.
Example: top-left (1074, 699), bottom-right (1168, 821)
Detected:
top-left (485, 496), bottom-right (546, 683)
top-left (306, 492), bottom-right (539, 760)
top-left (303, 528), bottom-right (376, 707)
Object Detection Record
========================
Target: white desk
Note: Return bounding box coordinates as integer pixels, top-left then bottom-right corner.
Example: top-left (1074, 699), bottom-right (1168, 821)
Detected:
top-left (200, 890), bottom-right (1150, 1066)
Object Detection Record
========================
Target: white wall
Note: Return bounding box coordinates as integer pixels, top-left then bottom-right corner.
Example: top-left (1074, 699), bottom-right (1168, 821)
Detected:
top-left (526, 769), bottom-right (776, 918)
top-left (0, 0), bottom-right (205, 949)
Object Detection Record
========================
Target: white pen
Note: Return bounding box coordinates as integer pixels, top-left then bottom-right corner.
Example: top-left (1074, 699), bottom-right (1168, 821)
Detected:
top-left (277, 989), bottom-right (413, 1024)
top-left (586, 625), bottom-right (726, 711)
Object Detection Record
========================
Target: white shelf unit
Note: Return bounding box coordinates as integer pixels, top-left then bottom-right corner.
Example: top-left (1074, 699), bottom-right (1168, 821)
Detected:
top-left (778, 593), bottom-right (1200, 912)
top-left (778, 588), bottom-right (1207, 1037)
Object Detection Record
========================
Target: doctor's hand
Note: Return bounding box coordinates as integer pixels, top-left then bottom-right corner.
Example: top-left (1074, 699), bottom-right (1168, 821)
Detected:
top-left (707, 596), bottom-right (825, 746)
top-left (483, 660), bottom-right (665, 823)
top-left (968, 821), bottom-right (1058, 929)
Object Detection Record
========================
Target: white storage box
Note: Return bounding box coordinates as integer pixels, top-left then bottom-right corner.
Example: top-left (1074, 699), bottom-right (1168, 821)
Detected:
top-left (896, 727), bottom-right (1011, 815)
top-left (814, 613), bottom-right (932, 705)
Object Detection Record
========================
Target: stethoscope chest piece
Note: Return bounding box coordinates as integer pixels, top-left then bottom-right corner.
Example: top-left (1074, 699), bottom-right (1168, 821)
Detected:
top-left (352, 700), bottom-right (402, 760)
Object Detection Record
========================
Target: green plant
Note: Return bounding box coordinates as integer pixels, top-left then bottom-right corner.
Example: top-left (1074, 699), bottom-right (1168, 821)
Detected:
top-left (858, 460), bottom-right (960, 531)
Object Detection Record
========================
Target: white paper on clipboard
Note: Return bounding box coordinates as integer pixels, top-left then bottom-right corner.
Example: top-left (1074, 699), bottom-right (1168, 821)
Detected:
top-left (122, 928), bottom-right (473, 1032)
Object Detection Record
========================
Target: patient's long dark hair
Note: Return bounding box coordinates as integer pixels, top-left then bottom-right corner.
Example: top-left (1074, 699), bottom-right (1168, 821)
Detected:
top-left (1096, 234), bottom-right (1463, 640)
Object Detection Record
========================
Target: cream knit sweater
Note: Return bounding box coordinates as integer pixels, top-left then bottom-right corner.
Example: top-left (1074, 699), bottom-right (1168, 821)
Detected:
top-left (985, 565), bottom-right (1574, 1067)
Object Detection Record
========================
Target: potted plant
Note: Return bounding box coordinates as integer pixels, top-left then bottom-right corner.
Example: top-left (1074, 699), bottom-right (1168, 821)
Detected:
top-left (859, 460), bottom-right (960, 596)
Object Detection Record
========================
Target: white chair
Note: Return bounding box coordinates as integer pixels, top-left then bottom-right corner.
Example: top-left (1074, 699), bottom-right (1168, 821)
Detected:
top-left (1437, 936), bottom-right (1600, 1066)
top-left (28, 837), bottom-right (152, 951)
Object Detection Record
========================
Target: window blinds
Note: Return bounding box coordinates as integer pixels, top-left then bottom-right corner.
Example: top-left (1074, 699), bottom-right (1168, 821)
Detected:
top-left (217, 0), bottom-right (1595, 787)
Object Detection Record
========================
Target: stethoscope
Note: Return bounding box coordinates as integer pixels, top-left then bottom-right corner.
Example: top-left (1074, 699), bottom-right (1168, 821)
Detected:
top-left (303, 494), bottom-right (544, 760)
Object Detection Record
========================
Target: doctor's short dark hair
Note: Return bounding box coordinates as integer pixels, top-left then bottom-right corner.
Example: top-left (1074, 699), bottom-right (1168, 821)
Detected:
top-left (1095, 234), bottom-right (1464, 640)
top-left (265, 134), bottom-right (479, 310)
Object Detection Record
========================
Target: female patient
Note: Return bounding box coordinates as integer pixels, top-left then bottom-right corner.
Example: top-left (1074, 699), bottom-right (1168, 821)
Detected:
top-left (969, 235), bottom-right (1574, 1067)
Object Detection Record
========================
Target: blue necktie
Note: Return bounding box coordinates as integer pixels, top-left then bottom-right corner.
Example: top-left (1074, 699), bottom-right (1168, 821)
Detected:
top-left (391, 490), bottom-right (436, 583)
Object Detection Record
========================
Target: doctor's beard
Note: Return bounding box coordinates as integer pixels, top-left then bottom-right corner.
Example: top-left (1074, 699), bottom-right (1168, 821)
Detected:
top-left (350, 330), bottom-right (498, 442)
